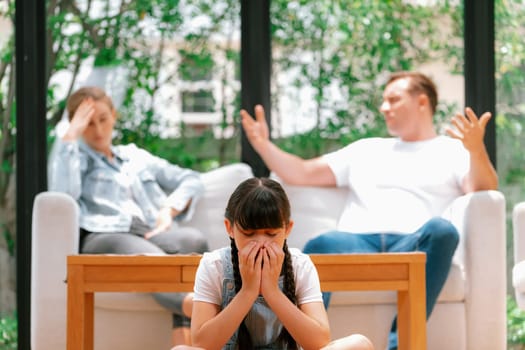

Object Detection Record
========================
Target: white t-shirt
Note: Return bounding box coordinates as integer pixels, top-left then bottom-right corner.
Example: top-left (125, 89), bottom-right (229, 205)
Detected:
top-left (323, 136), bottom-right (469, 233)
top-left (193, 247), bottom-right (323, 306)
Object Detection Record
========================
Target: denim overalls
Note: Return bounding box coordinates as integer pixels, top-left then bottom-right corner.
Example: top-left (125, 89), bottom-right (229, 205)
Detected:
top-left (219, 247), bottom-right (286, 350)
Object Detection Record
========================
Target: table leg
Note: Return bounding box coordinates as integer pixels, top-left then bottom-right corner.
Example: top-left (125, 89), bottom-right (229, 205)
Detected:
top-left (396, 261), bottom-right (427, 350)
top-left (67, 264), bottom-right (84, 350)
top-left (85, 292), bottom-right (94, 349)
top-left (397, 289), bottom-right (409, 350)
top-left (409, 262), bottom-right (426, 350)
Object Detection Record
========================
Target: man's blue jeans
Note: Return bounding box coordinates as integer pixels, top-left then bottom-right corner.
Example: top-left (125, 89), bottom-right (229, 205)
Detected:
top-left (303, 217), bottom-right (459, 350)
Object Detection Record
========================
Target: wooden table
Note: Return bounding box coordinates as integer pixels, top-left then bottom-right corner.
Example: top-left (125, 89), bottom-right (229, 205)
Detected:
top-left (67, 252), bottom-right (426, 350)
top-left (310, 253), bottom-right (427, 350)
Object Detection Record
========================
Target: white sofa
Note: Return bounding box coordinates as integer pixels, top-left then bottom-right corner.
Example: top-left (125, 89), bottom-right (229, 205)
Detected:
top-left (31, 163), bottom-right (507, 350)
top-left (513, 202), bottom-right (525, 309)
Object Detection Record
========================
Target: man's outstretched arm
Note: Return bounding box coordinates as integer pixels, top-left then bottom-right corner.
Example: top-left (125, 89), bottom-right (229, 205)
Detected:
top-left (240, 104), bottom-right (336, 187)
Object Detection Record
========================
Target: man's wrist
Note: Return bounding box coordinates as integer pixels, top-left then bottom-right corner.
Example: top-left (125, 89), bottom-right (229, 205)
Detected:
top-left (256, 139), bottom-right (273, 157)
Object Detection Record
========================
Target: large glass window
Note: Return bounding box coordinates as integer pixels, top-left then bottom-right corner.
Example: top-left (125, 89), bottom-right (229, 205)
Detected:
top-left (181, 90), bottom-right (216, 113)
top-left (0, 1), bottom-right (242, 337)
top-left (270, 1), bottom-right (463, 157)
top-left (6, 1), bottom-right (525, 348)
top-left (40, 0), bottom-right (241, 169)
top-left (495, 0), bottom-right (525, 305)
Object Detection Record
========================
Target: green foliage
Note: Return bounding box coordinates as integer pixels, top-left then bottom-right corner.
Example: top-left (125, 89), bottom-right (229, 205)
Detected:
top-left (494, 0), bottom-right (525, 190)
top-left (496, 113), bottom-right (525, 184)
top-left (133, 130), bottom-right (239, 172)
top-left (2, 0), bottom-right (472, 174)
top-left (1, 224), bottom-right (14, 256)
top-left (0, 313), bottom-right (17, 349)
top-left (179, 49), bottom-right (215, 81)
top-left (508, 296), bottom-right (525, 348)
top-left (270, 0), bottom-right (462, 154)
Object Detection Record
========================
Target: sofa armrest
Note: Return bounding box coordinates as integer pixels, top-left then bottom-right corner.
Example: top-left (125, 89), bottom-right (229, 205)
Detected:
top-left (512, 202), bottom-right (525, 311)
top-left (444, 190), bottom-right (506, 350)
top-left (31, 191), bottom-right (80, 350)
top-left (514, 202), bottom-right (525, 263)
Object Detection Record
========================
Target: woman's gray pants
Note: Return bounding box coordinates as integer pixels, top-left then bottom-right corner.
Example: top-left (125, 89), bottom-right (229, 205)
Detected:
top-left (80, 218), bottom-right (208, 328)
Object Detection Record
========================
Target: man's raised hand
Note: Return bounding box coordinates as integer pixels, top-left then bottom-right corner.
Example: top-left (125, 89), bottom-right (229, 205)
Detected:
top-left (240, 104), bottom-right (270, 153)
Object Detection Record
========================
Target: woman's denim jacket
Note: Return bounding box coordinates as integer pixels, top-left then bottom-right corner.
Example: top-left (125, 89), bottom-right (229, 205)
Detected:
top-left (48, 139), bottom-right (203, 233)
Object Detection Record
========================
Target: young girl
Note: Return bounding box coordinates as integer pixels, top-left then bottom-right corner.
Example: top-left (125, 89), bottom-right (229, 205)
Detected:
top-left (182, 177), bottom-right (373, 350)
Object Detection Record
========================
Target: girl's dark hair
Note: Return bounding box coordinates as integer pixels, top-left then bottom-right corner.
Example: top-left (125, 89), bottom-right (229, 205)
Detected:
top-left (226, 178), bottom-right (297, 349)
top-left (225, 177), bottom-right (291, 231)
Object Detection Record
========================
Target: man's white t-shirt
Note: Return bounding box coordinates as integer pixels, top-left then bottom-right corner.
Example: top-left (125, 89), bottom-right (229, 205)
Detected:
top-left (322, 136), bottom-right (469, 233)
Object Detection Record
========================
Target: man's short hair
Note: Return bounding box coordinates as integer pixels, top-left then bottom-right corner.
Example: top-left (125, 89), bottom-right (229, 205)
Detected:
top-left (387, 71), bottom-right (438, 115)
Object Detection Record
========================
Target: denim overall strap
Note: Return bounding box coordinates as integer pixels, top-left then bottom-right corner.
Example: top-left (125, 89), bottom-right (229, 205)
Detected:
top-left (219, 247), bottom-right (285, 350)
top-left (220, 248), bottom-right (240, 350)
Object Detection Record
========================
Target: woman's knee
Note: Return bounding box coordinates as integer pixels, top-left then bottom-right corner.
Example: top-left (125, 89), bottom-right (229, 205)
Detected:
top-left (82, 232), bottom-right (163, 254)
top-left (176, 228), bottom-right (209, 253)
top-left (152, 227), bottom-right (209, 254)
top-left (178, 228), bottom-right (209, 253)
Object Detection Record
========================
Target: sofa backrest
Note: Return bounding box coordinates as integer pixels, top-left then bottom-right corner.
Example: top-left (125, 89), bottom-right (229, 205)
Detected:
top-left (280, 183), bottom-right (347, 249)
top-left (184, 163), bottom-right (254, 250)
top-left (184, 163), bottom-right (348, 251)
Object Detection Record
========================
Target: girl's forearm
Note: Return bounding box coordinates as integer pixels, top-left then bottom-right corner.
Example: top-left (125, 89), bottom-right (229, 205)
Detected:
top-left (264, 291), bottom-right (331, 350)
top-left (192, 289), bottom-right (257, 349)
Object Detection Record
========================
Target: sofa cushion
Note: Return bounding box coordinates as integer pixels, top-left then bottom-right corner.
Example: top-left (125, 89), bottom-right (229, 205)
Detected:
top-left (280, 183), bottom-right (347, 250)
top-left (182, 163), bottom-right (254, 250)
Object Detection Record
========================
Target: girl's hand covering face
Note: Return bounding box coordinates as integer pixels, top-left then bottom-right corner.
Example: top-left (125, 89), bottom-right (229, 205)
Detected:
top-left (260, 241), bottom-right (285, 297)
top-left (238, 240), bottom-right (263, 296)
top-left (226, 218), bottom-right (293, 296)
top-left (237, 241), bottom-right (285, 297)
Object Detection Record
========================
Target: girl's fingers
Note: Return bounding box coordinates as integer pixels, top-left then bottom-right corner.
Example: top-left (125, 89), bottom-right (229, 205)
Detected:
top-left (262, 242), bottom-right (284, 273)
top-left (240, 241), bottom-right (261, 269)
top-left (257, 247), bottom-right (266, 280)
top-left (264, 244), bottom-right (277, 269)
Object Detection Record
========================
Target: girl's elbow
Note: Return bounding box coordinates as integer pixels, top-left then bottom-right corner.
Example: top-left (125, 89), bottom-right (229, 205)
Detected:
top-left (192, 342), bottom-right (219, 350)
top-left (305, 330), bottom-right (331, 350)
top-left (190, 339), bottom-right (207, 350)
top-left (191, 335), bottom-right (219, 350)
